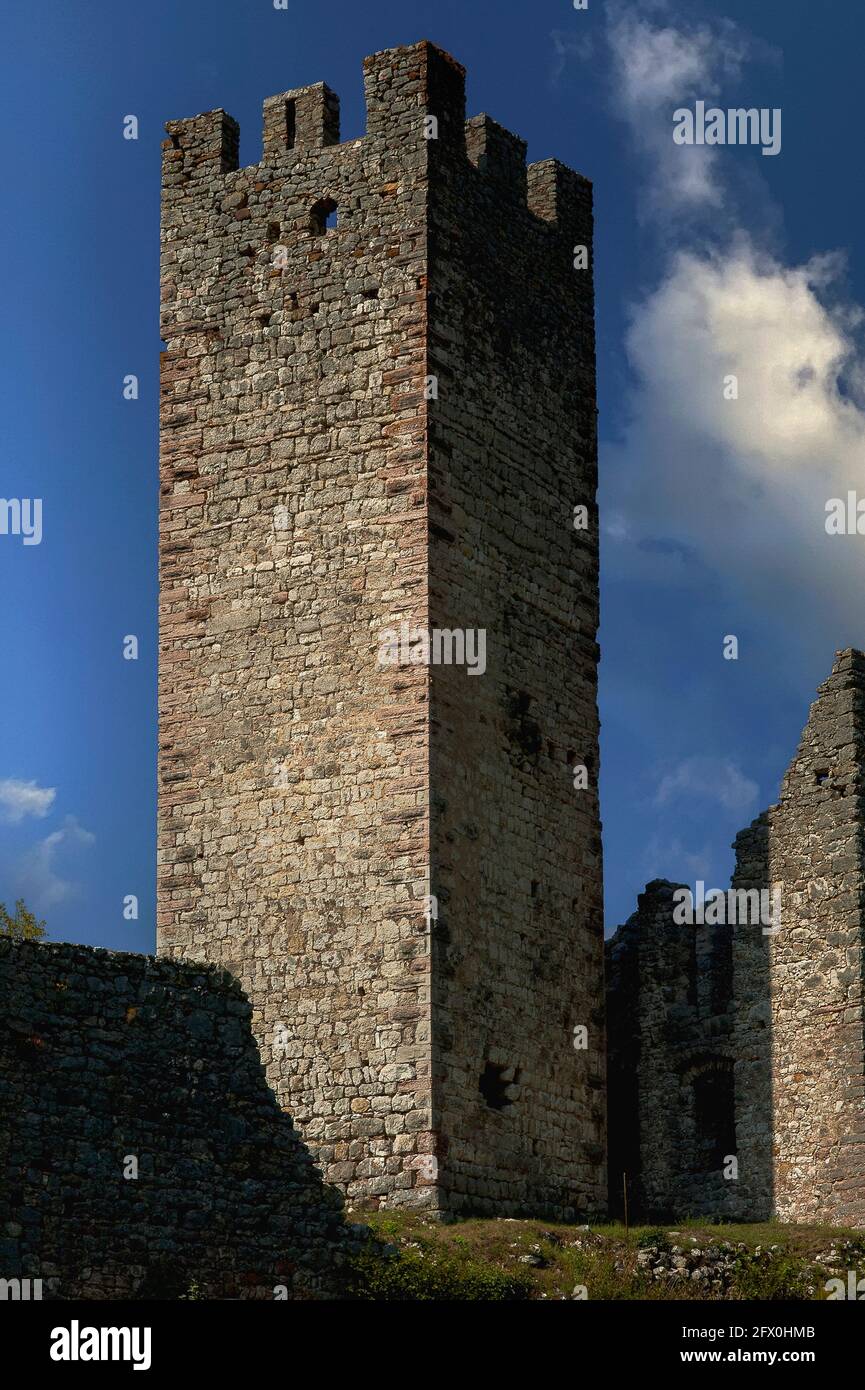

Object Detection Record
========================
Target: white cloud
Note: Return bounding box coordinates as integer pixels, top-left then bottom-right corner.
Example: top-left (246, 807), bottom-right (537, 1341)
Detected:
top-left (15, 816), bottom-right (95, 911)
top-left (604, 241), bottom-right (865, 645)
top-left (655, 756), bottom-right (759, 813)
top-left (591, 2), bottom-right (865, 652)
top-left (606, 4), bottom-right (750, 215)
top-left (0, 778), bottom-right (56, 824)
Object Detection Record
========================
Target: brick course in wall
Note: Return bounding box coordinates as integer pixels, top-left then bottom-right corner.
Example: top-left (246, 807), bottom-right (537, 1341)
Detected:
top-left (0, 940), bottom-right (358, 1299)
top-left (158, 40), bottom-right (604, 1219)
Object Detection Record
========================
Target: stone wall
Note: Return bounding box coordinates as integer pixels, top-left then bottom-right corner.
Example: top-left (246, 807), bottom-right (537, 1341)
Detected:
top-left (158, 40), bottom-right (603, 1219)
top-left (606, 882), bottom-right (737, 1221)
top-left (760, 649), bottom-right (865, 1225)
top-left (729, 812), bottom-right (772, 1221)
top-left (607, 650), bottom-right (865, 1228)
top-left (0, 940), bottom-right (356, 1299)
top-left (426, 67), bottom-right (604, 1219)
top-left (159, 43), bottom-right (435, 1214)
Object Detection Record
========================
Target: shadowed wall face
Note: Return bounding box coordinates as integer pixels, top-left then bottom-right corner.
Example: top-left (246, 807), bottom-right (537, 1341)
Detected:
top-left (426, 107), bottom-right (604, 1217)
top-left (0, 940), bottom-right (354, 1299)
top-left (606, 881), bottom-right (738, 1221)
top-left (158, 40), bottom-right (604, 1218)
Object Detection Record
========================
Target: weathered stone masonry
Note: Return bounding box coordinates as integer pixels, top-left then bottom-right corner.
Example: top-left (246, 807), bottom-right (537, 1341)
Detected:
top-left (0, 940), bottom-right (357, 1298)
top-left (158, 41), bottom-right (604, 1218)
top-left (608, 650), bottom-right (865, 1227)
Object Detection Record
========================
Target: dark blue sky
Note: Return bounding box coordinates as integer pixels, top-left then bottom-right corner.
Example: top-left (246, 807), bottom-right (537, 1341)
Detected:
top-left (1, 0), bottom-right (862, 949)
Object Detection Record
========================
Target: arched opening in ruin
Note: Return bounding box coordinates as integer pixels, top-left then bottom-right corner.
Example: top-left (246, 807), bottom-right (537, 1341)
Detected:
top-left (309, 198), bottom-right (338, 235)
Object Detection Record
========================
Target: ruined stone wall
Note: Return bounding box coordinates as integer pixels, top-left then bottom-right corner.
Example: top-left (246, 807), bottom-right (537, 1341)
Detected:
top-left (607, 650), bottom-right (865, 1228)
top-left (606, 882), bottom-right (737, 1220)
top-left (729, 813), bottom-right (772, 1220)
top-left (158, 41), bottom-right (604, 1218)
top-left (0, 940), bottom-right (355, 1299)
top-left (759, 649), bottom-right (865, 1225)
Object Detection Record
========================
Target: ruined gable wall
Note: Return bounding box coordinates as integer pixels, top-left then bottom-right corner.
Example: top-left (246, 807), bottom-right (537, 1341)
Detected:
top-left (759, 649), bottom-right (865, 1225)
top-left (609, 650), bottom-right (865, 1227)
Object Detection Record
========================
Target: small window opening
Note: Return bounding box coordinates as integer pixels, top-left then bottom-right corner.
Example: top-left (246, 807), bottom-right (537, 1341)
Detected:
top-left (309, 198), bottom-right (338, 235)
top-left (266, 221), bottom-right (280, 243)
top-left (479, 1062), bottom-right (519, 1112)
top-left (285, 99), bottom-right (296, 150)
top-left (815, 769), bottom-right (829, 786)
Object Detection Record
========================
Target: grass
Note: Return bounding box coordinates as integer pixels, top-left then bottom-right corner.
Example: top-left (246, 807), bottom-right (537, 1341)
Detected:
top-left (342, 1212), bottom-right (865, 1301)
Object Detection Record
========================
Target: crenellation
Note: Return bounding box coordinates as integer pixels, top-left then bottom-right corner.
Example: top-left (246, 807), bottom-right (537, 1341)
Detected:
top-left (526, 159), bottom-right (592, 237)
top-left (363, 41), bottom-right (466, 147)
top-left (162, 110), bottom-right (240, 194)
top-left (262, 82), bottom-right (341, 158)
top-left (465, 114), bottom-right (527, 197)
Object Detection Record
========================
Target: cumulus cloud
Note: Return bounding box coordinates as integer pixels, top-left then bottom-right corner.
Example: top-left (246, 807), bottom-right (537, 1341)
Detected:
top-left (15, 816), bottom-right (95, 911)
top-left (655, 755), bottom-right (759, 813)
top-left (606, 3), bottom-right (750, 214)
top-left (591, 3), bottom-right (865, 651)
top-left (605, 240), bottom-right (865, 645)
top-left (562, 1), bottom-right (855, 924)
top-left (0, 778), bottom-right (56, 824)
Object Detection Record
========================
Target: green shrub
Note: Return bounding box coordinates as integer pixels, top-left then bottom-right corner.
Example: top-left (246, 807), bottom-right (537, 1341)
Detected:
top-left (730, 1249), bottom-right (816, 1301)
top-left (636, 1227), bottom-right (671, 1251)
top-left (345, 1242), bottom-right (533, 1301)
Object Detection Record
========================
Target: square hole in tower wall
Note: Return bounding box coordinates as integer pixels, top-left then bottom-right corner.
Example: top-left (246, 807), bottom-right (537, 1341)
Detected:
top-left (479, 1062), bottom-right (520, 1111)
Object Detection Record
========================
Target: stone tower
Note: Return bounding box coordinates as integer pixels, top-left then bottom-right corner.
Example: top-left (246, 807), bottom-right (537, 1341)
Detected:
top-left (158, 41), bottom-right (603, 1218)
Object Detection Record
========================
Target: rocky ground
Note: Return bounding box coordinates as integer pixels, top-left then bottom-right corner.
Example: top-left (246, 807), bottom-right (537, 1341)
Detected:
top-left (346, 1213), bottom-right (865, 1300)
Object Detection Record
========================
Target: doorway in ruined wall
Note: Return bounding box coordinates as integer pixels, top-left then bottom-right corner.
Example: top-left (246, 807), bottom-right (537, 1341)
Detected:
top-left (682, 1056), bottom-right (737, 1178)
